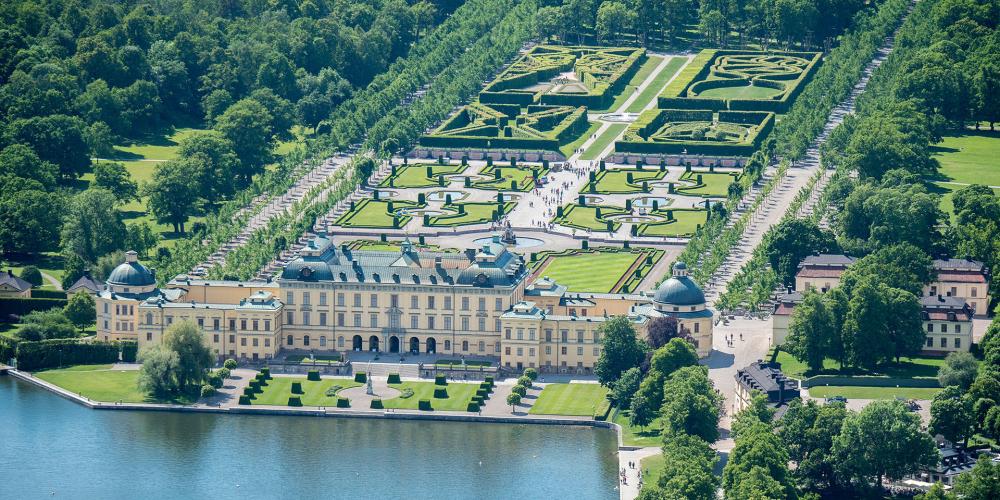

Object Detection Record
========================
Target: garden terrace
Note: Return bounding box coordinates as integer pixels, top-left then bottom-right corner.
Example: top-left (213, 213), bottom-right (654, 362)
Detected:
top-left (35, 365), bottom-right (196, 404)
top-left (381, 381), bottom-right (480, 411)
top-left (586, 167), bottom-right (667, 194)
top-left (528, 383), bottom-right (609, 416)
top-left (528, 246), bottom-right (664, 293)
top-left (616, 109), bottom-right (774, 157)
top-left (379, 163), bottom-right (469, 189)
top-left (471, 164), bottom-right (550, 192)
top-left (251, 377), bottom-right (362, 406)
top-left (425, 201), bottom-right (518, 227)
top-left (334, 199), bottom-right (423, 229)
top-left (635, 209), bottom-right (708, 238)
top-left (480, 45), bottom-right (646, 109)
top-left (343, 239), bottom-right (459, 253)
top-left (659, 50), bottom-right (822, 112)
top-left (677, 170), bottom-right (742, 198)
top-left (551, 203), bottom-right (629, 232)
top-left (419, 102), bottom-right (589, 153)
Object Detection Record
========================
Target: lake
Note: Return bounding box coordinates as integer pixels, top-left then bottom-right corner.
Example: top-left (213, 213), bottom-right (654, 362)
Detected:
top-left (0, 377), bottom-right (619, 499)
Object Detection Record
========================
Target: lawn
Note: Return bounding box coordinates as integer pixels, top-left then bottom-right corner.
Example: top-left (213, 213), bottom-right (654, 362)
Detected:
top-left (640, 453), bottom-right (665, 487)
top-left (107, 127), bottom-right (204, 162)
top-left (625, 56), bottom-right (686, 113)
top-left (597, 55), bottom-right (664, 113)
top-left (581, 123), bottom-right (628, 160)
top-left (35, 364), bottom-right (196, 404)
top-left (1, 253), bottom-right (66, 289)
top-left (535, 250), bottom-right (640, 292)
top-left (380, 164), bottom-right (468, 188)
top-left (473, 165), bottom-right (547, 192)
top-left (528, 383), bottom-right (608, 416)
top-left (251, 376), bottom-right (361, 406)
top-left (697, 83), bottom-right (783, 99)
top-left (553, 204), bottom-right (628, 231)
top-left (426, 202), bottom-right (516, 227)
top-left (806, 385), bottom-right (943, 400)
top-left (929, 131), bottom-right (1000, 187)
top-left (381, 381), bottom-right (479, 411)
top-left (775, 350), bottom-right (946, 379)
top-left (612, 409), bottom-right (664, 447)
top-left (560, 121), bottom-right (603, 157)
top-left (928, 181), bottom-right (1000, 219)
top-left (636, 209), bottom-right (707, 237)
top-left (334, 199), bottom-right (420, 228)
top-left (590, 168), bottom-right (666, 194)
top-left (678, 171), bottom-right (739, 198)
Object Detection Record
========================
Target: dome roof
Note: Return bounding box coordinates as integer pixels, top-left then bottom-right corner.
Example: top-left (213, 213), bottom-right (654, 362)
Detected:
top-left (653, 262), bottom-right (705, 306)
top-left (107, 261), bottom-right (155, 287)
top-left (281, 258), bottom-right (333, 282)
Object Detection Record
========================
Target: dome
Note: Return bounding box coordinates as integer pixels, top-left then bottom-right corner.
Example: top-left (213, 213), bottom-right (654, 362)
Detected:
top-left (107, 251), bottom-right (155, 286)
top-left (653, 262), bottom-right (705, 306)
top-left (281, 258), bottom-right (333, 282)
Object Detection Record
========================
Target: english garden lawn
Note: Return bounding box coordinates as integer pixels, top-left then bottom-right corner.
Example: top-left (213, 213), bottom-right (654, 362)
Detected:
top-left (335, 199), bottom-right (419, 228)
top-left (535, 250), bottom-right (641, 292)
top-left (35, 364), bottom-right (195, 404)
top-left (930, 131), bottom-right (1000, 187)
top-left (529, 383), bottom-right (608, 416)
top-left (251, 377), bottom-right (361, 406)
top-left (382, 381), bottom-right (479, 411)
top-left (427, 202), bottom-right (516, 227)
top-left (774, 350), bottom-right (945, 379)
top-left (806, 385), bottom-right (942, 400)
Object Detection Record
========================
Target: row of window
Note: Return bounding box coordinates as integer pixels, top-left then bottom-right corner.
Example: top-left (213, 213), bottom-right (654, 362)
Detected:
top-left (288, 311), bottom-right (498, 332)
top-left (505, 346), bottom-right (601, 357)
top-left (926, 337), bottom-right (962, 349)
top-left (286, 291), bottom-right (504, 312)
top-left (505, 328), bottom-right (602, 343)
top-left (927, 323), bottom-right (962, 333)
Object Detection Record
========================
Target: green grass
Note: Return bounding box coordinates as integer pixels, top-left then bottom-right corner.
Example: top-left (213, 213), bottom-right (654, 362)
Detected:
top-left (107, 127), bottom-right (205, 162)
top-left (928, 180), bottom-right (1000, 220)
top-left (581, 124), bottom-right (628, 160)
top-left (1, 253), bottom-right (66, 288)
top-left (553, 204), bottom-right (628, 232)
top-left (930, 131), bottom-right (1000, 187)
top-left (696, 83), bottom-right (783, 99)
top-left (426, 202), bottom-right (516, 227)
top-left (472, 165), bottom-right (547, 192)
top-left (251, 377), bottom-right (361, 406)
top-left (535, 250), bottom-right (640, 292)
top-left (528, 383), bottom-right (608, 416)
top-left (35, 364), bottom-right (196, 404)
top-left (590, 168), bottom-right (666, 194)
top-left (612, 409), bottom-right (664, 447)
top-left (806, 385), bottom-right (943, 400)
top-left (636, 209), bottom-right (707, 237)
top-left (625, 57), bottom-right (686, 113)
top-left (560, 121), bottom-right (603, 157)
top-left (380, 164), bottom-right (468, 188)
top-left (596, 55), bottom-right (665, 113)
top-left (381, 381), bottom-right (479, 411)
top-left (775, 350), bottom-right (947, 379)
top-left (334, 199), bottom-right (419, 228)
top-left (640, 453), bottom-right (665, 487)
top-left (677, 171), bottom-right (739, 198)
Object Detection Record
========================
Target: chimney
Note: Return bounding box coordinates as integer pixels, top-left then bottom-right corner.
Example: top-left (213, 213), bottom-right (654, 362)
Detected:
top-left (125, 250), bottom-right (138, 263)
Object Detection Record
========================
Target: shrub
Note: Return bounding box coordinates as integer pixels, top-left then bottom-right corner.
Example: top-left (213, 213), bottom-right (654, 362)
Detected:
top-left (354, 372), bottom-right (367, 383)
top-left (435, 374), bottom-right (447, 385)
top-left (307, 370), bottom-right (320, 381)
top-left (467, 402), bottom-right (480, 412)
top-left (248, 380), bottom-right (261, 393)
top-left (238, 395), bottom-right (251, 405)
top-left (387, 373), bottom-right (401, 384)
top-left (370, 399), bottom-right (384, 409)
top-left (200, 384), bottom-right (216, 398)
top-left (120, 341), bottom-right (138, 363)
top-left (418, 399), bottom-right (432, 411)
top-left (255, 374), bottom-right (268, 386)
top-left (207, 373), bottom-right (223, 389)
top-left (472, 395), bottom-right (484, 406)
top-left (216, 367), bottom-right (231, 380)
top-left (511, 385), bottom-right (527, 397)
top-left (524, 368), bottom-right (538, 381)
top-left (260, 367), bottom-right (271, 379)
top-left (517, 375), bottom-right (532, 387)
top-left (224, 359), bottom-right (237, 370)
top-left (14, 338), bottom-right (120, 371)
top-left (593, 398), bottom-right (613, 421)
top-left (400, 388), bottom-right (415, 399)
top-left (291, 381), bottom-right (303, 394)
top-left (325, 385), bottom-right (344, 397)
top-left (288, 396), bottom-right (303, 407)
top-left (476, 389), bottom-right (488, 398)
top-left (336, 397), bottom-right (350, 408)
top-left (433, 387), bottom-right (449, 398)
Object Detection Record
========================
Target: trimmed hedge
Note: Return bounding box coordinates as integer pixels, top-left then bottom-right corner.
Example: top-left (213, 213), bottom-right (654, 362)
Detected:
top-left (433, 387), bottom-right (449, 398)
top-left (15, 339), bottom-right (122, 371)
top-left (387, 373), bottom-right (401, 384)
top-left (467, 402), bottom-right (481, 412)
top-left (243, 387), bottom-right (255, 398)
top-left (260, 367), bottom-right (271, 379)
top-left (121, 341), bottom-right (138, 363)
top-left (354, 372), bottom-right (367, 383)
top-left (288, 396), bottom-right (303, 407)
top-left (238, 395), bottom-right (251, 405)
top-left (0, 297), bottom-right (68, 318)
top-left (593, 398), bottom-right (612, 421)
top-left (248, 380), bottom-right (261, 393)
top-left (418, 399), bottom-right (432, 411)
top-left (435, 374), bottom-right (447, 386)
top-left (291, 381), bottom-right (303, 394)
top-left (30, 289), bottom-right (67, 299)
top-left (371, 398), bottom-right (384, 409)
top-left (336, 397), bottom-right (350, 408)
top-left (307, 370), bottom-right (320, 381)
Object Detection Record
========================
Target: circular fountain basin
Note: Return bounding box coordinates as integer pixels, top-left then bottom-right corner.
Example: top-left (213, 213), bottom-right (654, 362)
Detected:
top-left (578, 195), bottom-right (604, 204)
top-left (631, 196), bottom-right (672, 209)
top-left (426, 190), bottom-right (469, 202)
top-left (473, 236), bottom-right (545, 249)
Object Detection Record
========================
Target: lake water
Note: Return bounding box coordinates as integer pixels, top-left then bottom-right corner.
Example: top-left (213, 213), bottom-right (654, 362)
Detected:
top-left (0, 377), bottom-right (619, 500)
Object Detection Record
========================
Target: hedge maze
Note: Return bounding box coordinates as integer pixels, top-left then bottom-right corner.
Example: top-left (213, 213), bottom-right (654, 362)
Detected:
top-left (615, 109), bottom-right (774, 156)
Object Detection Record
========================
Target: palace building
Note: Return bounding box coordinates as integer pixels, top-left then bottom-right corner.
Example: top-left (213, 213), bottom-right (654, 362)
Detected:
top-left (95, 237), bottom-right (716, 372)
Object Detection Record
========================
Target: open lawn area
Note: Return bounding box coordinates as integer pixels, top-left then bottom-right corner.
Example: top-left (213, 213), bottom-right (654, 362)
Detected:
top-left (592, 168), bottom-right (666, 194)
top-left (640, 453), bottom-right (665, 487)
top-left (697, 82), bottom-right (783, 99)
top-left (35, 364), bottom-right (196, 404)
top-left (928, 181), bottom-right (1000, 219)
top-left (334, 199), bottom-right (419, 228)
top-left (553, 204), bottom-right (627, 231)
top-left (678, 171), bottom-right (739, 197)
top-left (528, 383), bottom-right (608, 416)
top-left (612, 409), bottom-right (664, 447)
top-left (597, 55), bottom-right (664, 113)
top-left (582, 123), bottom-right (628, 160)
top-left (806, 385), bottom-right (943, 400)
top-left (473, 165), bottom-right (547, 192)
top-left (1, 253), bottom-right (66, 289)
top-left (775, 350), bottom-right (946, 379)
top-left (625, 56), bottom-right (686, 113)
top-left (560, 121), bottom-right (603, 157)
top-left (426, 202), bottom-right (515, 227)
top-left (251, 377), bottom-right (361, 406)
top-left (380, 164), bottom-right (468, 188)
top-left (382, 381), bottom-right (479, 411)
top-left (107, 127), bottom-right (204, 162)
top-left (534, 250), bottom-right (641, 292)
top-left (637, 210), bottom-right (707, 237)
top-left (930, 131), bottom-right (1000, 187)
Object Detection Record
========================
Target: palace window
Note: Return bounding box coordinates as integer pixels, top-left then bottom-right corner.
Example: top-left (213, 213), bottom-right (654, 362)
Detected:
top-left (479, 341), bottom-right (485, 352)
top-left (286, 312), bottom-right (293, 325)
top-left (462, 341), bottom-right (469, 352)
top-left (516, 347), bottom-right (523, 356)
top-left (370, 294), bottom-right (378, 307)
top-left (461, 297), bottom-right (469, 310)
top-left (495, 298), bottom-right (503, 311)
top-left (287, 335), bottom-right (293, 346)
top-left (411, 315), bottom-right (419, 329)
top-left (353, 314), bottom-right (361, 327)
top-left (265, 339), bottom-right (270, 347)
top-left (252, 320), bottom-right (259, 331)
top-left (561, 346), bottom-right (567, 355)
top-left (337, 313), bottom-right (345, 326)
top-left (479, 318), bottom-right (486, 331)
top-left (354, 293), bottom-right (361, 307)
top-left (444, 316), bottom-right (452, 330)
top-left (428, 296), bottom-right (435, 309)
top-left (955, 338), bottom-right (961, 348)
top-left (304, 335), bottom-right (310, 347)
top-left (302, 312), bottom-right (310, 326)
top-left (286, 292), bottom-right (294, 305)
top-left (444, 340), bottom-right (451, 351)
top-left (337, 293), bottom-right (345, 306)
top-left (694, 323), bottom-right (700, 333)
top-left (545, 330), bottom-right (552, 342)
top-left (927, 323), bottom-right (934, 332)
top-left (505, 347), bottom-right (511, 355)
top-left (577, 331), bottom-right (584, 343)
top-left (146, 332), bottom-right (152, 341)
top-left (545, 346), bottom-right (551, 355)
top-left (213, 334), bottom-right (219, 343)
top-left (264, 320), bottom-right (270, 331)
top-left (319, 292), bottom-right (327, 306)
top-left (241, 338), bottom-right (247, 346)
top-left (241, 319), bottom-right (247, 330)
top-left (478, 298), bottom-right (486, 311)
top-left (505, 328), bottom-right (511, 340)
top-left (940, 338), bottom-right (947, 348)
top-left (926, 337), bottom-right (933, 347)
top-left (955, 324), bottom-right (961, 333)
top-left (320, 337), bottom-right (327, 347)
top-left (370, 314), bottom-right (378, 327)
top-left (319, 313), bottom-right (327, 326)
top-left (516, 328), bottom-right (523, 340)
top-left (461, 317), bottom-right (469, 331)
top-left (213, 318), bottom-right (220, 330)
top-left (338, 336), bottom-right (344, 348)
top-left (252, 338), bottom-right (258, 347)
top-left (561, 330), bottom-right (568, 342)
top-left (427, 316), bottom-right (435, 329)
top-left (302, 292), bottom-right (310, 306)
top-left (411, 296), bottom-right (419, 309)
top-left (229, 319), bottom-right (236, 331)
top-left (529, 348), bottom-right (535, 357)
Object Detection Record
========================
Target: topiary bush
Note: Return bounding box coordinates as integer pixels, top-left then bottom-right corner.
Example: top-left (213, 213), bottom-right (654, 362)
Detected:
top-left (418, 399), bottom-right (432, 411)
top-left (224, 358), bottom-right (237, 370)
top-left (248, 380), bottom-right (261, 393)
top-left (467, 402), bottom-right (480, 412)
top-left (288, 396), bottom-right (302, 407)
top-left (207, 373), bottom-right (224, 389)
top-left (511, 385), bottom-right (527, 397)
top-left (255, 373), bottom-right (267, 386)
top-left (485, 376), bottom-right (494, 385)
top-left (336, 397), bottom-right (350, 408)
top-left (291, 381), bottom-right (303, 394)
top-left (387, 373), bottom-right (401, 384)
top-left (517, 375), bottom-right (532, 388)
top-left (216, 367), bottom-right (231, 380)
top-left (435, 374), bottom-right (447, 386)
top-left (524, 368), bottom-right (538, 381)
top-left (238, 395), bottom-right (251, 405)
top-left (433, 387), bottom-right (448, 398)
top-left (307, 370), bottom-right (320, 381)
top-left (354, 372), bottom-right (367, 383)
top-left (260, 367), bottom-right (271, 379)
top-left (400, 388), bottom-right (415, 399)
top-left (243, 387), bottom-right (255, 397)
top-left (200, 384), bottom-right (216, 397)
top-left (370, 399), bottom-right (384, 409)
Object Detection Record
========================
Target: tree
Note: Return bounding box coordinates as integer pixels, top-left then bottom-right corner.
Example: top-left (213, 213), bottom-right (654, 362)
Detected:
top-left (506, 392), bottom-right (521, 412)
top-left (730, 392), bottom-right (775, 441)
top-left (838, 183), bottom-right (942, 255)
top-left (646, 316), bottom-right (691, 349)
top-left (929, 386), bottom-right (975, 446)
top-left (126, 222), bottom-right (159, 259)
top-left (60, 188), bottom-right (126, 263)
top-left (779, 398), bottom-right (848, 492)
top-left (63, 291), bottom-right (96, 333)
top-left (630, 372), bottom-right (664, 427)
top-left (723, 400), bottom-right (794, 500)
top-left (524, 368), bottom-right (538, 381)
top-left (953, 455), bottom-right (1000, 499)
top-left (767, 219), bottom-right (838, 286)
top-left (609, 366), bottom-right (643, 408)
top-left (660, 366), bottom-right (722, 442)
top-left (0, 144), bottom-right (58, 189)
top-left (595, 316), bottom-right (646, 385)
top-left (595, 2), bottom-right (635, 45)
top-left (842, 280), bottom-right (891, 370)
top-left (19, 266), bottom-right (42, 287)
top-left (161, 320), bottom-right (213, 391)
top-left (651, 431), bottom-right (719, 499)
top-left (138, 345), bottom-right (181, 397)
top-left (786, 290), bottom-right (837, 372)
top-left (214, 98), bottom-right (275, 182)
top-left (19, 309), bottom-right (76, 339)
top-left (840, 243), bottom-right (934, 297)
top-left (145, 159), bottom-right (201, 234)
top-left (649, 338), bottom-right (699, 376)
top-left (832, 400), bottom-right (938, 487)
top-left (916, 482), bottom-right (952, 500)
top-left (177, 131), bottom-right (240, 201)
top-left (5, 114), bottom-right (91, 178)
top-left (883, 286), bottom-right (925, 363)
top-left (93, 162), bottom-right (139, 203)
top-left (938, 352), bottom-right (978, 390)
top-left (0, 187), bottom-right (64, 255)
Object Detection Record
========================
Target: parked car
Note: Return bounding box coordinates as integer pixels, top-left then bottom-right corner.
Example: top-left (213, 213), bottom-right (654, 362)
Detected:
top-left (826, 396), bottom-right (848, 405)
